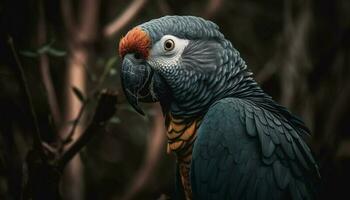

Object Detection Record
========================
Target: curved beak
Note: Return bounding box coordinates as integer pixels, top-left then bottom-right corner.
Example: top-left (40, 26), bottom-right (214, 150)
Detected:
top-left (120, 54), bottom-right (157, 115)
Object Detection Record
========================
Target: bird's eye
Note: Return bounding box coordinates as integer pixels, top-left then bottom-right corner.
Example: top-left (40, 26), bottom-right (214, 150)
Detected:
top-left (164, 39), bottom-right (175, 51)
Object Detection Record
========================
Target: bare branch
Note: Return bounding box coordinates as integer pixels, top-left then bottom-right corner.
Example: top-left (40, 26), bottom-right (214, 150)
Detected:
top-left (60, 0), bottom-right (77, 35)
top-left (8, 37), bottom-right (45, 160)
top-left (38, 1), bottom-right (62, 126)
top-left (280, 2), bottom-right (311, 107)
top-left (60, 1), bottom-right (101, 198)
top-left (60, 100), bottom-right (88, 149)
top-left (77, 0), bottom-right (101, 43)
top-left (103, 0), bottom-right (148, 38)
top-left (58, 91), bottom-right (118, 170)
top-left (42, 142), bottom-right (57, 153)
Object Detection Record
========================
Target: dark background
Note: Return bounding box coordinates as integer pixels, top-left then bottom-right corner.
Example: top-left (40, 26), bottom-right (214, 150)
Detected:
top-left (0, 0), bottom-right (349, 199)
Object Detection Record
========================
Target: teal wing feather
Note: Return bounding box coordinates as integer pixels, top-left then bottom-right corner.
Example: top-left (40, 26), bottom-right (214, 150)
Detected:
top-left (191, 98), bottom-right (319, 200)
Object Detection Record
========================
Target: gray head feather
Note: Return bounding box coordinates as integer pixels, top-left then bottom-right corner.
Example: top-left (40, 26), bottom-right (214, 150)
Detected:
top-left (139, 16), bottom-right (256, 118)
top-left (140, 16), bottom-right (224, 44)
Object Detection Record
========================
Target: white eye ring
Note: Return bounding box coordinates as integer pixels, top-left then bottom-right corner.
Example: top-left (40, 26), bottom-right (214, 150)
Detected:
top-left (164, 39), bottom-right (175, 51)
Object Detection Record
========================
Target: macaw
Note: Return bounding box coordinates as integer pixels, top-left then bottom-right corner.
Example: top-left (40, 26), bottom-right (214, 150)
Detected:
top-left (118, 16), bottom-right (320, 200)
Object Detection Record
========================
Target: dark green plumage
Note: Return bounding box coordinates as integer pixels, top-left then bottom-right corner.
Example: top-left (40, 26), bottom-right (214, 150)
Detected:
top-left (191, 98), bottom-right (319, 200)
top-left (119, 15), bottom-right (320, 200)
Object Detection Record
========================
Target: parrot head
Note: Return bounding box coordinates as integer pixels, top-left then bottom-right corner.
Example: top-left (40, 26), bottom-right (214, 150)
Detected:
top-left (119, 16), bottom-right (252, 117)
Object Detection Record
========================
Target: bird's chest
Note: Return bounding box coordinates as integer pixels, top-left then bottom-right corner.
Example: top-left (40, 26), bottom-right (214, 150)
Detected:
top-left (165, 114), bottom-right (202, 200)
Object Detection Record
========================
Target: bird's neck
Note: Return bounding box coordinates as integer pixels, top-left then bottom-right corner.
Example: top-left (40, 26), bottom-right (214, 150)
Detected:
top-left (165, 113), bottom-right (202, 200)
top-left (165, 113), bottom-right (202, 157)
top-left (163, 54), bottom-right (263, 120)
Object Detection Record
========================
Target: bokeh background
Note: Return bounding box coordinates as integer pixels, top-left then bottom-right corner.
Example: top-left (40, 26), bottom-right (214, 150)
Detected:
top-left (0, 0), bottom-right (349, 199)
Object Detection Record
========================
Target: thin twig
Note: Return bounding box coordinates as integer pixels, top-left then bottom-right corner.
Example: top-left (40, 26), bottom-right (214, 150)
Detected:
top-left (58, 91), bottom-right (117, 170)
top-left (42, 141), bottom-right (58, 156)
top-left (61, 56), bottom-right (118, 147)
top-left (38, 0), bottom-right (62, 127)
top-left (103, 0), bottom-right (148, 38)
top-left (280, 0), bottom-right (311, 107)
top-left (58, 121), bottom-right (101, 170)
top-left (61, 100), bottom-right (88, 146)
top-left (8, 36), bottom-right (45, 160)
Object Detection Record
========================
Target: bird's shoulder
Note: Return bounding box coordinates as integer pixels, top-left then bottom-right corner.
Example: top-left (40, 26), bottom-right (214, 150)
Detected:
top-left (191, 97), bottom-right (319, 200)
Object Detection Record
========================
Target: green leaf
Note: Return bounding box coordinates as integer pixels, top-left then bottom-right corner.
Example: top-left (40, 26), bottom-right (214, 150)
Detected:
top-left (109, 117), bottom-right (121, 124)
top-left (47, 48), bottom-right (66, 57)
top-left (36, 39), bottom-right (66, 57)
top-left (20, 50), bottom-right (38, 58)
top-left (37, 39), bottom-right (55, 53)
top-left (106, 56), bottom-right (118, 69)
top-left (109, 68), bottom-right (117, 76)
top-left (37, 45), bottom-right (50, 54)
top-left (72, 87), bottom-right (85, 102)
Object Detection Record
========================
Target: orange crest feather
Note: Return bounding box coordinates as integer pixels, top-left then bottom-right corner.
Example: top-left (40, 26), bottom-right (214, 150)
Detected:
top-left (118, 27), bottom-right (151, 59)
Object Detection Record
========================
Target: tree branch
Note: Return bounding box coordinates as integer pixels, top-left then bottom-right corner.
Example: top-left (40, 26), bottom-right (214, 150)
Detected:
top-left (280, 0), bottom-right (311, 107)
top-left (7, 37), bottom-right (45, 160)
top-left (77, 0), bottom-right (101, 43)
top-left (21, 88), bottom-right (117, 200)
top-left (60, 0), bottom-right (77, 36)
top-left (58, 90), bottom-right (118, 170)
top-left (60, 100), bottom-right (88, 149)
top-left (103, 0), bottom-right (148, 38)
top-left (38, 0), bottom-right (62, 127)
